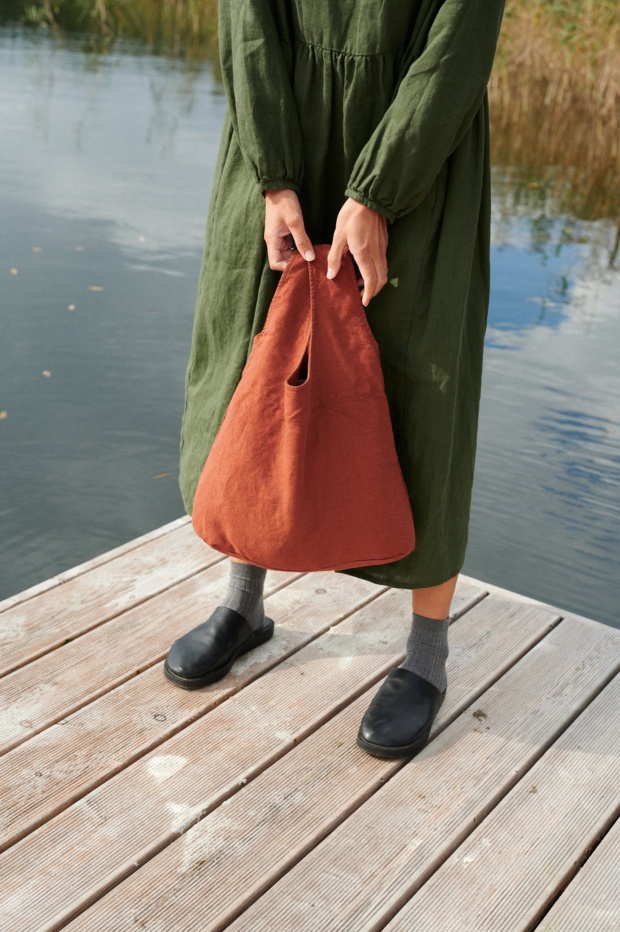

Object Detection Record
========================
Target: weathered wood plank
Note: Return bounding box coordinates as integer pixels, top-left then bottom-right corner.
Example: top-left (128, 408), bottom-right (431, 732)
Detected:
top-left (0, 522), bottom-right (223, 679)
top-left (0, 568), bottom-right (392, 850)
top-left (459, 572), bottom-right (616, 634)
top-left (219, 619), bottom-right (619, 932)
top-left (0, 573), bottom-right (479, 759)
top-left (537, 817), bottom-right (620, 931)
top-left (385, 675), bottom-right (620, 931)
top-left (60, 598), bottom-right (564, 932)
top-left (0, 560), bottom-right (303, 753)
top-left (0, 516), bottom-right (190, 615)
top-left (0, 586), bottom-right (511, 931)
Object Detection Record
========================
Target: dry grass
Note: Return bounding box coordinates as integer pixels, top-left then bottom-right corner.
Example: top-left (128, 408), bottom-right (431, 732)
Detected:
top-left (17, 0), bottom-right (219, 57)
top-left (489, 1), bottom-right (619, 221)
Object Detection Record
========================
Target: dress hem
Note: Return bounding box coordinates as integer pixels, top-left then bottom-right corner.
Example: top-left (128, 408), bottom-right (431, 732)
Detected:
top-left (336, 561), bottom-right (465, 591)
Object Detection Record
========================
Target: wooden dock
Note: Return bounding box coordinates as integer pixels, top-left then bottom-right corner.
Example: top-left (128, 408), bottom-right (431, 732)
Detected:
top-left (0, 515), bottom-right (618, 930)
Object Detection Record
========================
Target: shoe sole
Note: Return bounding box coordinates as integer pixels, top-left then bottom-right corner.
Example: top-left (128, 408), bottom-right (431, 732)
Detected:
top-left (355, 692), bottom-right (446, 760)
top-left (163, 616), bottom-right (275, 690)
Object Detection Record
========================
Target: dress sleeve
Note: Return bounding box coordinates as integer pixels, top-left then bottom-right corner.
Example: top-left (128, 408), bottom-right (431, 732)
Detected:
top-left (218, 0), bottom-right (304, 195)
top-left (344, 0), bottom-right (506, 223)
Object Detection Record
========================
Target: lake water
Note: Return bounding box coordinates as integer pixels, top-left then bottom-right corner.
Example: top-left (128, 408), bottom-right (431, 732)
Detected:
top-left (1, 26), bottom-right (618, 627)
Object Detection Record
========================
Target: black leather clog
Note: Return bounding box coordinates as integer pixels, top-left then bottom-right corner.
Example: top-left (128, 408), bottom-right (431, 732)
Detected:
top-left (164, 605), bottom-right (275, 689)
top-left (357, 667), bottom-right (446, 759)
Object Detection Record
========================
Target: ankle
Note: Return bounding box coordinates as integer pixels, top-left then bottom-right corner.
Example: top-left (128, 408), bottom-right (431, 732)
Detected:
top-left (398, 611), bottom-right (449, 693)
top-left (220, 560), bottom-right (267, 631)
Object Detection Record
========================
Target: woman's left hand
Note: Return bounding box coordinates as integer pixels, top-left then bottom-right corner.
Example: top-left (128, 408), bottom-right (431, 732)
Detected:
top-left (327, 197), bottom-right (389, 306)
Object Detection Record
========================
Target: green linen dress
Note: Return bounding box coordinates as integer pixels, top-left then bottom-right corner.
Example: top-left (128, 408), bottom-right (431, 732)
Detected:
top-left (179, 0), bottom-right (506, 590)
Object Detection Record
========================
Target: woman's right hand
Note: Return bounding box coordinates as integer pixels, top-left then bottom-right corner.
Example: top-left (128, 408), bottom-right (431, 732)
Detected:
top-left (264, 189), bottom-right (315, 270)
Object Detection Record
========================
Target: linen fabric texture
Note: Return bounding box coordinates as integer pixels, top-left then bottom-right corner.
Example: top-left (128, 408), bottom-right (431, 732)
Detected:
top-left (191, 243), bottom-right (415, 572)
top-left (179, 0), bottom-right (506, 589)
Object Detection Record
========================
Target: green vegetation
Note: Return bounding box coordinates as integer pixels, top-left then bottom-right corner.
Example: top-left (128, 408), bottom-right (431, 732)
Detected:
top-left (1, 0), bottom-right (618, 221)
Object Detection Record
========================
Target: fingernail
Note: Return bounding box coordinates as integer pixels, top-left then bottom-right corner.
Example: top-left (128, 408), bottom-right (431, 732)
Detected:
top-left (304, 250), bottom-right (315, 261)
top-left (326, 267), bottom-right (335, 279)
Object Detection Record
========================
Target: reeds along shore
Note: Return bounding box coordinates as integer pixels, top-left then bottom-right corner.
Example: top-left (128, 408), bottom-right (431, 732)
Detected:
top-left (8, 0), bottom-right (219, 56)
top-left (4, 0), bottom-right (619, 224)
top-left (488, 1), bottom-right (619, 223)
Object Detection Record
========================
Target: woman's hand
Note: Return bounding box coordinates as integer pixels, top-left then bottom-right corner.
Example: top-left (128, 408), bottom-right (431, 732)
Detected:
top-left (264, 189), bottom-right (315, 270)
top-left (327, 198), bottom-right (389, 306)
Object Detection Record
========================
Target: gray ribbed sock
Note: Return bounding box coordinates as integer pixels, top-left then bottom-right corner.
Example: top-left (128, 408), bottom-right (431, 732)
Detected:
top-left (398, 611), bottom-right (449, 693)
top-left (220, 559), bottom-right (267, 631)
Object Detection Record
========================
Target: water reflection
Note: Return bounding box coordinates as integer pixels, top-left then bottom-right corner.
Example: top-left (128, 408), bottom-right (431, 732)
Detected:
top-left (466, 248), bottom-right (619, 625)
top-left (0, 27), bottom-right (618, 629)
top-left (1, 27), bottom-right (223, 257)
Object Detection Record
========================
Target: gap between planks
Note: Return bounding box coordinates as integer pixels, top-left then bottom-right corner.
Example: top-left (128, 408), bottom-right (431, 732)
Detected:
top-left (0, 579), bottom-right (484, 852)
top-left (382, 673), bottom-right (620, 931)
top-left (217, 619), bottom-right (619, 932)
top-left (0, 568), bottom-right (400, 848)
top-left (60, 601), bottom-right (584, 931)
top-left (0, 521), bottom-right (226, 679)
top-left (0, 590), bottom-right (558, 930)
top-left (4, 522), bottom-right (617, 929)
top-left (535, 813), bottom-right (620, 931)
top-left (0, 562), bottom-right (316, 754)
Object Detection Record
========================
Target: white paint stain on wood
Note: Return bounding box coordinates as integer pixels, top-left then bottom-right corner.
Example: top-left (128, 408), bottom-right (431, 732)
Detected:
top-left (146, 755), bottom-right (188, 783)
top-left (165, 802), bottom-right (202, 835)
top-left (1, 519), bottom-right (617, 932)
top-left (180, 813), bottom-right (238, 873)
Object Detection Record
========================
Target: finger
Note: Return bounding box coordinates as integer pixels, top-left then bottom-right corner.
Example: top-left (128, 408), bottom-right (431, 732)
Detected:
top-left (327, 233), bottom-right (347, 279)
top-left (287, 217), bottom-right (315, 261)
top-left (362, 253), bottom-right (389, 304)
top-left (374, 255), bottom-right (389, 296)
top-left (265, 233), bottom-right (292, 271)
top-left (351, 246), bottom-right (379, 306)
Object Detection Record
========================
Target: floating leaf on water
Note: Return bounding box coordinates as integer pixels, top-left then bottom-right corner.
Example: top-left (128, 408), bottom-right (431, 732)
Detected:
top-left (42, 370), bottom-right (52, 377)
top-left (88, 286), bottom-right (104, 292)
top-left (9, 268), bottom-right (18, 275)
top-left (68, 304), bottom-right (76, 311)
top-left (0, 411), bottom-right (7, 420)
top-left (151, 472), bottom-right (171, 479)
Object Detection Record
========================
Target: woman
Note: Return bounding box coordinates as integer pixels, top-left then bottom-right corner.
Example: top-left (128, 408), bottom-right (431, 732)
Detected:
top-left (165, 0), bottom-right (506, 760)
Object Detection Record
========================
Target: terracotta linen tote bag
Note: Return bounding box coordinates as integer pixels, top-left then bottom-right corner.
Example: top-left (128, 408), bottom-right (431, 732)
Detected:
top-left (191, 242), bottom-right (415, 572)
